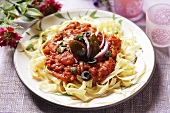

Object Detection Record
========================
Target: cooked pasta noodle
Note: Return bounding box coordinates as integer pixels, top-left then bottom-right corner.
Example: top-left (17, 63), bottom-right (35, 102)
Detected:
top-left (22, 16), bottom-right (145, 101)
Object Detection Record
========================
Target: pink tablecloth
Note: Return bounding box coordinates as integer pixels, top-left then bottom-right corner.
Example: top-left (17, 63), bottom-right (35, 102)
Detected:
top-left (0, 0), bottom-right (170, 113)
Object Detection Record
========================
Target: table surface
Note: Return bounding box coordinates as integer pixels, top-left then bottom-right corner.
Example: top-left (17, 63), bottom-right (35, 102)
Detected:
top-left (1, 0), bottom-right (170, 113)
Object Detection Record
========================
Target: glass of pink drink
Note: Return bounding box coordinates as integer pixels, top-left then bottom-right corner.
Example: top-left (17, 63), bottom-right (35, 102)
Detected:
top-left (114, 0), bottom-right (144, 21)
top-left (146, 4), bottom-right (170, 47)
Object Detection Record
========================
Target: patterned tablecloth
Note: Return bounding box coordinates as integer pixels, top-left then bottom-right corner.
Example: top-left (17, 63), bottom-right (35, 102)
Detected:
top-left (0, 0), bottom-right (170, 113)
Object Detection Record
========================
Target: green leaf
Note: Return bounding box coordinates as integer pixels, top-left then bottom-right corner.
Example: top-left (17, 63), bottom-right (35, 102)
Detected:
top-left (67, 12), bottom-right (72, 20)
top-left (20, 14), bottom-right (38, 22)
top-left (4, 5), bottom-right (15, 11)
top-left (90, 10), bottom-right (97, 17)
top-left (24, 8), bottom-right (43, 17)
top-left (112, 14), bottom-right (116, 20)
top-left (118, 20), bottom-right (123, 25)
top-left (30, 34), bottom-right (39, 40)
top-left (89, 10), bottom-right (99, 19)
top-left (55, 13), bottom-right (66, 19)
top-left (85, 10), bottom-right (89, 16)
top-left (19, 2), bottom-right (27, 14)
top-left (8, 12), bottom-right (20, 20)
top-left (26, 32), bottom-right (31, 36)
top-left (35, 21), bottom-right (43, 31)
top-left (27, 4), bottom-right (36, 8)
top-left (26, 44), bottom-right (35, 51)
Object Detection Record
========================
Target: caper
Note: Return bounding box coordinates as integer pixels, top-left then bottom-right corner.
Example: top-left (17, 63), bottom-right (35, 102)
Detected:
top-left (81, 71), bottom-right (92, 81)
top-left (70, 67), bottom-right (77, 74)
top-left (104, 50), bottom-right (112, 57)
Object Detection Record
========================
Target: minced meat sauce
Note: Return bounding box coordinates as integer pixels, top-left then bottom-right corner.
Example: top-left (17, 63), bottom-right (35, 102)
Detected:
top-left (43, 22), bottom-right (121, 84)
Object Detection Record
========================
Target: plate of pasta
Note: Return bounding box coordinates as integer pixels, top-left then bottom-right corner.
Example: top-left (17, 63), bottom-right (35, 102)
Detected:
top-left (14, 9), bottom-right (155, 109)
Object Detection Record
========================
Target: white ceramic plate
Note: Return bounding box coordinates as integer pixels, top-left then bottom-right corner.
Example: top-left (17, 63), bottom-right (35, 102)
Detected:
top-left (14, 9), bottom-right (155, 109)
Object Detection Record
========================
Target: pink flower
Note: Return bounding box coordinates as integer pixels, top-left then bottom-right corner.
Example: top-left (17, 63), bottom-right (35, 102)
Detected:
top-left (0, 26), bottom-right (22, 48)
top-left (6, 26), bottom-right (14, 32)
top-left (0, 28), bottom-right (5, 36)
top-left (32, 0), bottom-right (62, 16)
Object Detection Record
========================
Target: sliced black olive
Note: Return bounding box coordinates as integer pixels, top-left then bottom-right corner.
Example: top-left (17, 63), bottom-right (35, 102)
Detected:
top-left (87, 58), bottom-right (97, 64)
top-left (81, 71), bottom-right (92, 81)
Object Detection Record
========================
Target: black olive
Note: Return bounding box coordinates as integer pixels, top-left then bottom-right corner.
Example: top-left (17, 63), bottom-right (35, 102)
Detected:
top-left (81, 71), bottom-right (92, 81)
top-left (87, 58), bottom-right (97, 64)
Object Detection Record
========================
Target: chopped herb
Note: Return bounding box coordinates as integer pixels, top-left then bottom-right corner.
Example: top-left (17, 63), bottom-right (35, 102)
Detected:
top-left (57, 46), bottom-right (66, 53)
top-left (26, 44), bottom-right (35, 51)
top-left (30, 34), bottom-right (39, 40)
top-left (76, 33), bottom-right (83, 39)
top-left (57, 46), bottom-right (61, 53)
top-left (70, 67), bottom-right (77, 74)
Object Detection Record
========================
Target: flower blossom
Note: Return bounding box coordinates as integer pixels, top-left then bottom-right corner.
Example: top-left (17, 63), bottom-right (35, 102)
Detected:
top-left (32, 0), bottom-right (62, 16)
top-left (0, 27), bottom-right (22, 48)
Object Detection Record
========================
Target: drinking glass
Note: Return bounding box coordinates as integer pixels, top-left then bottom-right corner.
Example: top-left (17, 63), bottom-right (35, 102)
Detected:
top-left (146, 4), bottom-right (170, 47)
top-left (114, 0), bottom-right (144, 21)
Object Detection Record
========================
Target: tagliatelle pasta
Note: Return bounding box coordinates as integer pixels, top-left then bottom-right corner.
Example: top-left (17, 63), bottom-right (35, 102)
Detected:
top-left (22, 16), bottom-right (145, 101)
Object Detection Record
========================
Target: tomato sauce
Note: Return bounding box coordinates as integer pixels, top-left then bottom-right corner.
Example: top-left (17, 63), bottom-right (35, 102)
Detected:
top-left (43, 22), bottom-right (121, 84)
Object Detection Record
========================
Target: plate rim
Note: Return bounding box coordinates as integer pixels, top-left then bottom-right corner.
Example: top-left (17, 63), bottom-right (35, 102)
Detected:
top-left (13, 9), bottom-right (156, 110)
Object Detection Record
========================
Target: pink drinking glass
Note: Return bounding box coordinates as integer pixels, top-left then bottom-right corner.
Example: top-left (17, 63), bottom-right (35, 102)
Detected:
top-left (114, 0), bottom-right (144, 21)
top-left (146, 4), bottom-right (170, 47)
